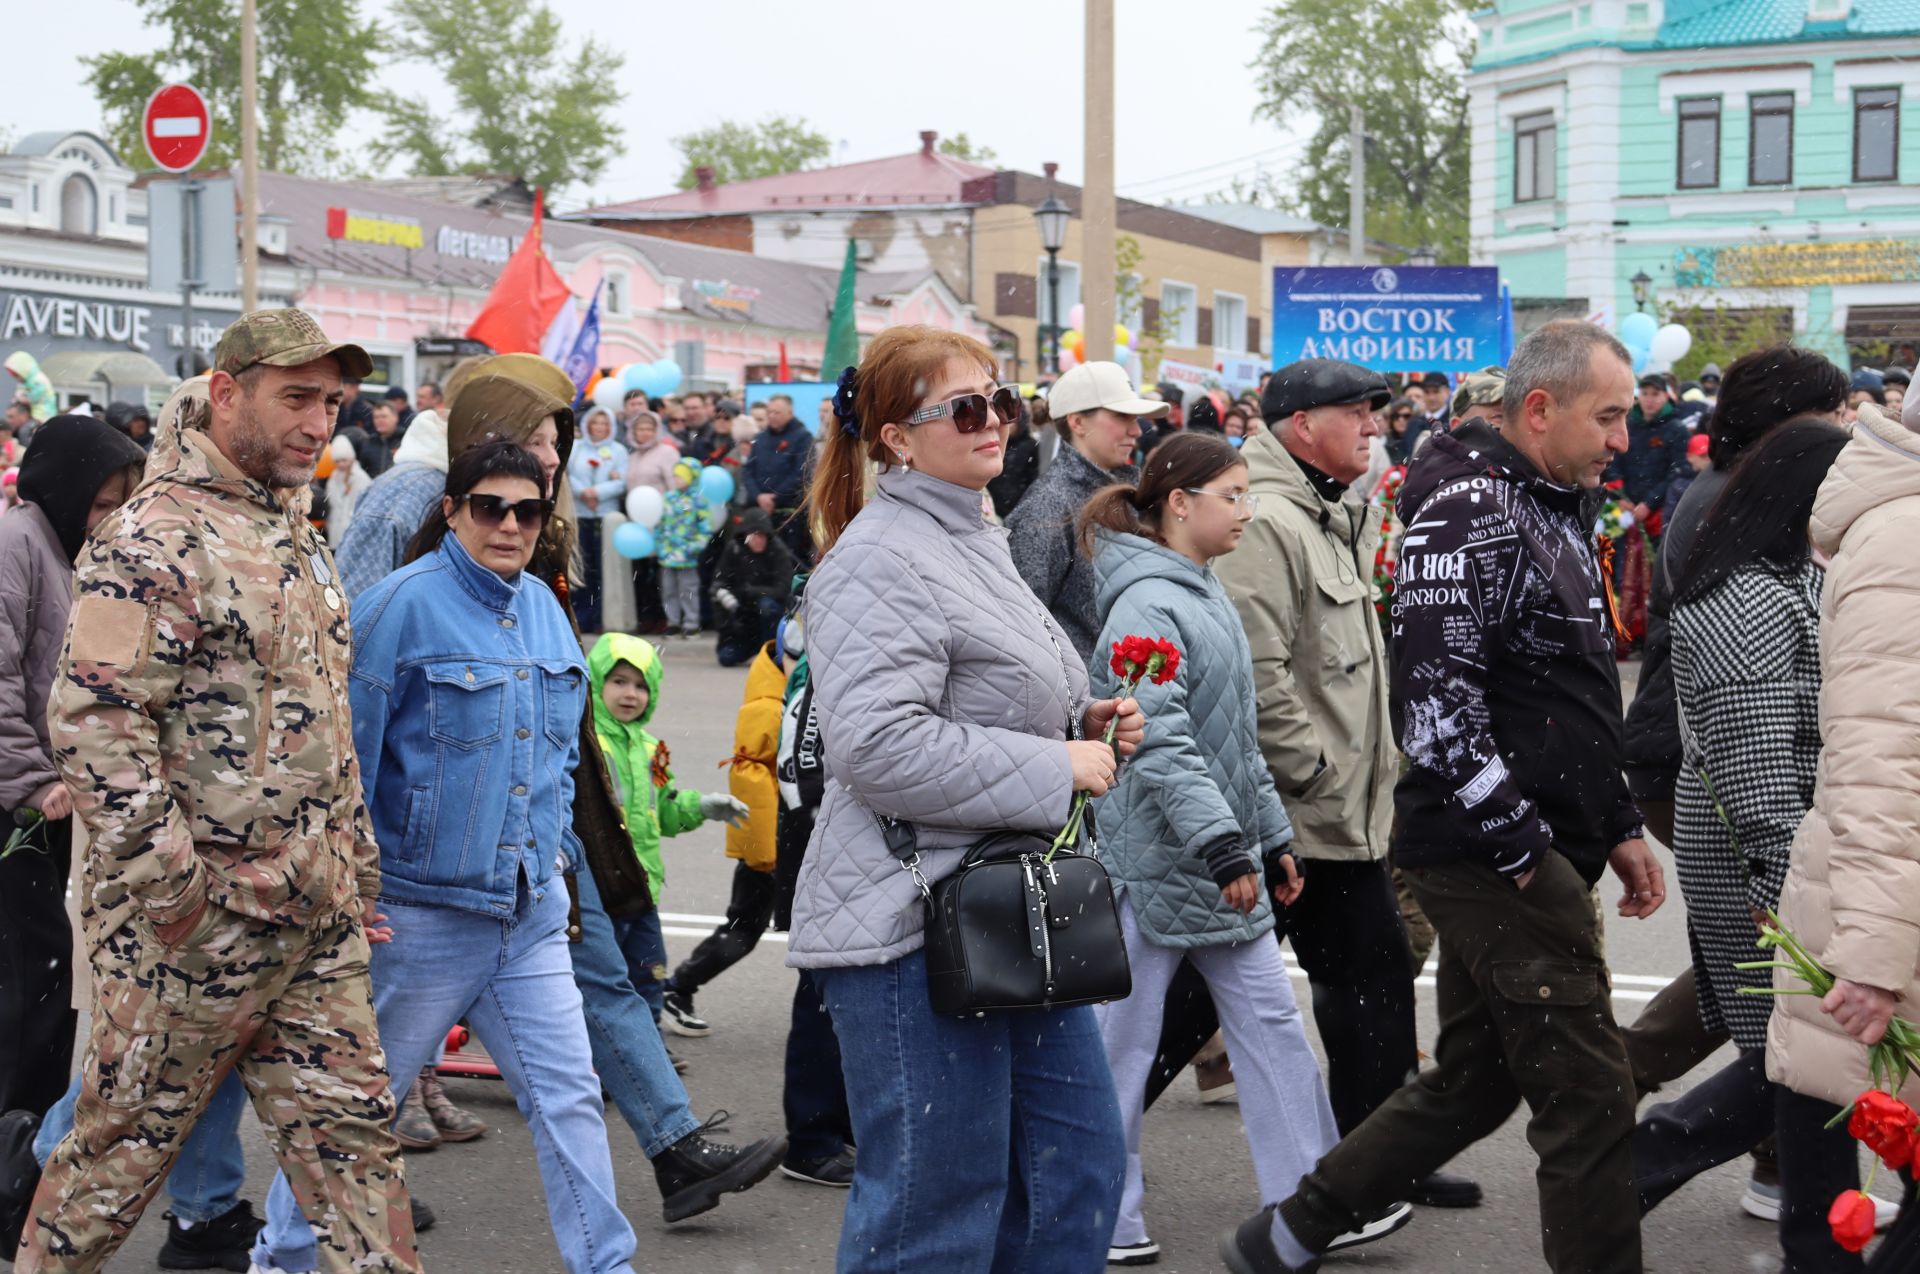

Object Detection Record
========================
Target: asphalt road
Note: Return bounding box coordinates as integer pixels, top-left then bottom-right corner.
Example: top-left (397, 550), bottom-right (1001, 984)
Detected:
top-left (19, 647), bottom-right (1892, 1273)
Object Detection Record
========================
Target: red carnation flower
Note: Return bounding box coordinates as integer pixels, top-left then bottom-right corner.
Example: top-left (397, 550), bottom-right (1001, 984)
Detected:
top-left (1148, 638), bottom-right (1180, 684)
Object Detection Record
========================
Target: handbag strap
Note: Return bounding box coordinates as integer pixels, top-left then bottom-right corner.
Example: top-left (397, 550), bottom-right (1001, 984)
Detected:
top-left (876, 595), bottom-right (1090, 892)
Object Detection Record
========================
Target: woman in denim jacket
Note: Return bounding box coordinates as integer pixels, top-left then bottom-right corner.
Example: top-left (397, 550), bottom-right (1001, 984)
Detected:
top-left (254, 441), bottom-right (640, 1274)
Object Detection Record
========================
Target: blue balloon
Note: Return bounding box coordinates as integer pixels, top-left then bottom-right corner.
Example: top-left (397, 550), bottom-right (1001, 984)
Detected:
top-left (613, 522), bottom-right (656, 560)
top-left (1632, 346), bottom-right (1651, 375)
top-left (699, 464), bottom-right (735, 505)
top-left (1620, 311), bottom-right (1658, 353)
top-left (650, 358), bottom-right (683, 395)
top-left (620, 362), bottom-right (650, 393)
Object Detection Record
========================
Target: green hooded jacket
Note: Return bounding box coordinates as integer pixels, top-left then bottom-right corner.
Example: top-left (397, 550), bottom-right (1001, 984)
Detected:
top-left (587, 633), bottom-right (705, 902)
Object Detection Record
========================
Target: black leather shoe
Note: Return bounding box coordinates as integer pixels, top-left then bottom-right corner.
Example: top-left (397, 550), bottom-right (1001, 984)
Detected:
top-left (652, 1111), bottom-right (787, 1222)
top-left (157, 1200), bottom-right (265, 1271)
top-left (1409, 1170), bottom-right (1484, 1208)
top-left (1218, 1205), bottom-right (1318, 1274)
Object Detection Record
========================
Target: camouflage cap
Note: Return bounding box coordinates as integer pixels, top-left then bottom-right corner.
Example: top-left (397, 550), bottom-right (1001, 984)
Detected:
top-left (214, 308), bottom-right (374, 380)
top-left (1451, 365), bottom-right (1507, 419)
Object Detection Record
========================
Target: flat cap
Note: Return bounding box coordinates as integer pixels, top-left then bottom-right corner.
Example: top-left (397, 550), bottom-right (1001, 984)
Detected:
top-left (1260, 358), bottom-right (1391, 423)
top-left (214, 308), bottom-right (373, 380)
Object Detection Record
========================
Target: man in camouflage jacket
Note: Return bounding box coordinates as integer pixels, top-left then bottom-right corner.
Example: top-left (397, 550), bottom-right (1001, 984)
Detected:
top-left (19, 310), bottom-right (419, 1274)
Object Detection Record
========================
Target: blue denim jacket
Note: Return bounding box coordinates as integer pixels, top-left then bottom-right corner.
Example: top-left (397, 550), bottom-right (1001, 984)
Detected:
top-left (347, 534), bottom-right (588, 916)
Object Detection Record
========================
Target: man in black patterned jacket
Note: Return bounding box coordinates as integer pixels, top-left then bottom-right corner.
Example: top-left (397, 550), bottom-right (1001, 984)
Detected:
top-left (1223, 321), bottom-right (1667, 1274)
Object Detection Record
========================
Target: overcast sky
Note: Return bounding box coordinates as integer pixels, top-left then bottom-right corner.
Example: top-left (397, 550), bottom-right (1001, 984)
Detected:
top-left (10, 0), bottom-right (1307, 210)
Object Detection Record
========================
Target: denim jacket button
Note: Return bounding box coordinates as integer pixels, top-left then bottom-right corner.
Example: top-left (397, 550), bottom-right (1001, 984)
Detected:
top-left (516, 727), bottom-right (531, 739)
top-left (526, 838), bottom-right (537, 848)
top-left (500, 617), bottom-right (515, 629)
top-left (516, 668), bottom-right (530, 680)
top-left (512, 784), bottom-right (527, 796)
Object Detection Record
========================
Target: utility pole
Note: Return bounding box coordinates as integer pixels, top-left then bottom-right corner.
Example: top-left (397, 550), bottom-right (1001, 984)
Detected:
top-left (239, 0), bottom-right (260, 310)
top-left (1349, 102), bottom-right (1366, 265)
top-left (1083, 0), bottom-right (1116, 362)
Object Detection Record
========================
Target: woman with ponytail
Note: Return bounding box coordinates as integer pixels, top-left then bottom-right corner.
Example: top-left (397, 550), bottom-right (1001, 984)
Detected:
top-left (794, 327), bottom-right (1145, 1272)
top-left (1081, 432), bottom-right (1351, 1265)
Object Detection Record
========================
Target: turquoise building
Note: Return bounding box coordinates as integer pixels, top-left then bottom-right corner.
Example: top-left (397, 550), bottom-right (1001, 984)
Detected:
top-left (1469, 0), bottom-right (1920, 361)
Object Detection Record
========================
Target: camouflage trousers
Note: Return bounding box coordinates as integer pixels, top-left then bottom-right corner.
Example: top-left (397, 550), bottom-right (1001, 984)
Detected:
top-left (16, 901), bottom-right (419, 1273)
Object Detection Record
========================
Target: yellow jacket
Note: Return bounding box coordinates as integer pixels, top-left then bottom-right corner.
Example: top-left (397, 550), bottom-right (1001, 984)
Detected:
top-left (726, 641), bottom-right (785, 871)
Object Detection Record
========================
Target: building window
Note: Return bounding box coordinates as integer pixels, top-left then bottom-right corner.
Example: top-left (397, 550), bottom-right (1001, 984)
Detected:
top-left (1677, 98), bottom-right (1721, 189)
top-left (1855, 87), bottom-right (1900, 183)
top-left (1161, 281), bottom-right (1197, 346)
top-left (59, 174), bottom-right (97, 236)
top-left (1513, 113), bottom-right (1556, 203)
top-left (1214, 291), bottom-right (1248, 353)
top-left (1036, 257), bottom-right (1083, 332)
top-left (603, 269), bottom-right (628, 316)
top-left (1749, 92), bottom-right (1794, 185)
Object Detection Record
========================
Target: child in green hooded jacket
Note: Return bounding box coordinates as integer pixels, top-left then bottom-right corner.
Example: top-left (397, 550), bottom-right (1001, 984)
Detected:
top-left (588, 632), bottom-right (747, 1019)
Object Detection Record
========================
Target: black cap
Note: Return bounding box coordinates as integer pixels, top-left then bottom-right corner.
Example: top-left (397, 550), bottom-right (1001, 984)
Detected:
top-left (1884, 365), bottom-right (1913, 387)
top-left (1260, 359), bottom-right (1392, 423)
top-left (1419, 371), bottom-right (1449, 388)
top-left (383, 386), bottom-right (409, 401)
top-left (1637, 373), bottom-right (1669, 390)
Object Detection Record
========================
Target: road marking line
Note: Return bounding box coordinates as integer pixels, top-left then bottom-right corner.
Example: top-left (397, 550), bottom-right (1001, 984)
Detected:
top-left (660, 913), bottom-right (1674, 1002)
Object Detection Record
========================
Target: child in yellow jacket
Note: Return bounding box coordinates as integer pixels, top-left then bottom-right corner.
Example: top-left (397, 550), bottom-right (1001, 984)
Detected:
top-left (660, 637), bottom-right (784, 1036)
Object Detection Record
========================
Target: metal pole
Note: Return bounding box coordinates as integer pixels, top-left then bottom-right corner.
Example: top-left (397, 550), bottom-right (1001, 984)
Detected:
top-left (181, 177), bottom-right (198, 374)
top-left (240, 0), bottom-right (260, 310)
top-left (1082, 0), bottom-right (1116, 362)
top-left (1349, 102), bottom-right (1366, 265)
top-left (1047, 250), bottom-right (1061, 373)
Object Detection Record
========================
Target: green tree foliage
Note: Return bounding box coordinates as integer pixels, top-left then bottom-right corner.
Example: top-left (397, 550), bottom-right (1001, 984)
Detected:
top-left (1249, 0), bottom-right (1474, 262)
top-left (380, 0), bottom-right (625, 194)
top-left (672, 116), bottom-right (832, 189)
top-left (82, 0), bottom-right (374, 173)
top-left (938, 133), bottom-right (998, 164)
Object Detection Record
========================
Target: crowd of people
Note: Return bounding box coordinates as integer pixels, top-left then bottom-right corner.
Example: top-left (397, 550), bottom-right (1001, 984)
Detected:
top-left (0, 302), bottom-right (1917, 1274)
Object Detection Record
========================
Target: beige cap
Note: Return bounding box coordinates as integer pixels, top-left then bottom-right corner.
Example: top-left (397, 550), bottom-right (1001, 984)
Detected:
top-left (213, 308), bottom-right (373, 380)
top-left (1047, 361), bottom-right (1169, 419)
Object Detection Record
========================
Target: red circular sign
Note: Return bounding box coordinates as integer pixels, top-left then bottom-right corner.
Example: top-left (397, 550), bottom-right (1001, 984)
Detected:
top-left (143, 84), bottom-right (211, 173)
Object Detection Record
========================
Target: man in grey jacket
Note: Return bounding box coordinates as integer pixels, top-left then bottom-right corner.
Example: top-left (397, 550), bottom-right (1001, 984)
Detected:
top-left (1006, 362), bottom-right (1168, 661)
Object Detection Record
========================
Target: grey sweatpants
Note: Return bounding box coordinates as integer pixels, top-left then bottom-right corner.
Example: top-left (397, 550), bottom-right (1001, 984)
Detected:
top-left (662, 566), bottom-right (702, 631)
top-left (1096, 897), bottom-right (1340, 1248)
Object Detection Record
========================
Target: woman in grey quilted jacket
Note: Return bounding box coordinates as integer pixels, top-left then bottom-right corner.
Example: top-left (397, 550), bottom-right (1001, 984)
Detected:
top-left (1081, 433), bottom-right (1339, 1265)
top-left (791, 326), bottom-right (1144, 1274)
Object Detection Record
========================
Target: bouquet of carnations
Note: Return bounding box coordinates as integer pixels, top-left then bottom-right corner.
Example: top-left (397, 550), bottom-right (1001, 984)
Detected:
top-left (1047, 635), bottom-right (1179, 861)
top-left (1739, 914), bottom-right (1920, 1251)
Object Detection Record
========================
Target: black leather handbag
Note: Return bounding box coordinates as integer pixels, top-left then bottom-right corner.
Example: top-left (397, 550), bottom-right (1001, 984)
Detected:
top-left (883, 818), bottom-right (1131, 1016)
top-left (878, 595), bottom-right (1131, 1017)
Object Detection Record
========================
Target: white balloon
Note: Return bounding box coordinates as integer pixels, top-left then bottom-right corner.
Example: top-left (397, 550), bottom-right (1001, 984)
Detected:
top-left (624, 485), bottom-right (665, 528)
top-left (592, 377), bottom-right (625, 412)
top-left (1650, 324), bottom-right (1693, 363)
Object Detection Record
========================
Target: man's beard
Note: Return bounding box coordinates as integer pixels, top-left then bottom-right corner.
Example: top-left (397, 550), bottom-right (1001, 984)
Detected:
top-left (229, 400), bottom-right (316, 489)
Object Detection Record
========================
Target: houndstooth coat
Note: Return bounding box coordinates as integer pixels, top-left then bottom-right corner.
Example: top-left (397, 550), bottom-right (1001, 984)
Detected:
top-left (1671, 558), bottom-right (1824, 1051)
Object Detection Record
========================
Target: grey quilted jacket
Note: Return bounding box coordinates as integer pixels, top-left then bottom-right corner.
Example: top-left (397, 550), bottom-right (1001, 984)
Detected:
top-left (1093, 533), bottom-right (1292, 947)
top-left (787, 467), bottom-right (1086, 969)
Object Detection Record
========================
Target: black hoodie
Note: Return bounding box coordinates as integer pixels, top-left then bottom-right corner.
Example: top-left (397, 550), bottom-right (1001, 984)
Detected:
top-left (16, 414), bottom-right (149, 561)
top-left (1389, 419), bottom-right (1642, 884)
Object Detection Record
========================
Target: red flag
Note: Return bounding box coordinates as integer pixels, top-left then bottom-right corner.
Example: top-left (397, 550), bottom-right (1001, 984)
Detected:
top-left (777, 341), bottom-right (791, 382)
top-left (467, 190), bottom-right (572, 355)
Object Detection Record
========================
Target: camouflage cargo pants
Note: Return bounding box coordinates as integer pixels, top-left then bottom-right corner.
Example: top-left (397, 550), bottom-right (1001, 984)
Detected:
top-left (17, 901), bottom-right (419, 1273)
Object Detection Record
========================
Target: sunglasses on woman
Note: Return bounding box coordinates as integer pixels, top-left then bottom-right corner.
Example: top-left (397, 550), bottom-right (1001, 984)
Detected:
top-left (456, 493), bottom-right (553, 530)
top-left (905, 386), bottom-right (1022, 434)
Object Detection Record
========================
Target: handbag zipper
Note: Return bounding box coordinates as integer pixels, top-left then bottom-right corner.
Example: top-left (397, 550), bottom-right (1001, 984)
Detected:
top-left (1024, 855), bottom-right (1055, 996)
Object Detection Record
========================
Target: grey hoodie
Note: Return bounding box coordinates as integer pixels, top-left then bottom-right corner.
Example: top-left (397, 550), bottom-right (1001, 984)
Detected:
top-left (1092, 532), bottom-right (1291, 948)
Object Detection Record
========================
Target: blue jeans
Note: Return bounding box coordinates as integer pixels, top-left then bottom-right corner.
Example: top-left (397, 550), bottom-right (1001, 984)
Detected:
top-left (814, 949), bottom-right (1125, 1273)
top-left (569, 865), bottom-right (700, 1156)
top-left (35, 1066), bottom-right (249, 1225)
top-left (784, 969), bottom-right (851, 1163)
top-left (609, 901), bottom-right (668, 1021)
top-left (254, 879), bottom-right (636, 1274)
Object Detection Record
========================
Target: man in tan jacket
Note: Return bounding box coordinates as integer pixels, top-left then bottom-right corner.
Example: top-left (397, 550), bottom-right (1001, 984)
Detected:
top-left (1156, 358), bottom-right (1481, 1210)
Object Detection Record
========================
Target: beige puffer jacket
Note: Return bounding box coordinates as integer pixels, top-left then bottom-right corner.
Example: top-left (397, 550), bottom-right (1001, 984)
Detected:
top-left (1767, 403), bottom-right (1920, 1106)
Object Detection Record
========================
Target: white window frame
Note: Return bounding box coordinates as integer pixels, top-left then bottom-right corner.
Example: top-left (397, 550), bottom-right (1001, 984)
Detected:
top-left (603, 268), bottom-right (629, 317)
top-left (1161, 280), bottom-right (1198, 347)
top-left (1213, 290), bottom-right (1248, 354)
top-left (1037, 256), bottom-right (1083, 332)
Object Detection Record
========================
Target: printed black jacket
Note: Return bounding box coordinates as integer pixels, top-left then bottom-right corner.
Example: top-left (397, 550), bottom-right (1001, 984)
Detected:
top-left (1389, 420), bottom-right (1643, 884)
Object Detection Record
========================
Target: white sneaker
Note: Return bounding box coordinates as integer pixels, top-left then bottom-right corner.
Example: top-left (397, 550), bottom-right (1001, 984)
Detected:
top-left (1107, 1238), bottom-right (1160, 1265)
top-left (1324, 1200), bottom-right (1413, 1252)
top-left (1743, 1179), bottom-right (1899, 1232)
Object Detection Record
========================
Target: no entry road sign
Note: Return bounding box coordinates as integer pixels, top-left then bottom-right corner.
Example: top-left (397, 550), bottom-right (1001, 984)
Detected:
top-left (143, 84), bottom-right (211, 173)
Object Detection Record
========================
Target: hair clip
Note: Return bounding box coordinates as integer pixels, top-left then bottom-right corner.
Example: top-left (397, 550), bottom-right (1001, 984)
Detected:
top-left (833, 366), bottom-right (862, 439)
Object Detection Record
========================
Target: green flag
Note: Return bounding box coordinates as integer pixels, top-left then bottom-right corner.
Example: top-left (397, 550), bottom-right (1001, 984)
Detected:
top-left (821, 238), bottom-right (860, 382)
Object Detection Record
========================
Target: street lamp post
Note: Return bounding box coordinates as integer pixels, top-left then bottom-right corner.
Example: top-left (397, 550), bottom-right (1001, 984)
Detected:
top-left (1034, 193), bottom-right (1071, 374)
top-left (1631, 270), bottom-right (1653, 314)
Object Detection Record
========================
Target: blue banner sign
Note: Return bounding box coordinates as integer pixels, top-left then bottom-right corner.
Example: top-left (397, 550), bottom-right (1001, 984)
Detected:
top-left (1271, 265), bottom-right (1502, 373)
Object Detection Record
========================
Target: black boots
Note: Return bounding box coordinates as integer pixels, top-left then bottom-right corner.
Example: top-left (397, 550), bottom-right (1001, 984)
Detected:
top-left (651, 1111), bottom-right (786, 1223)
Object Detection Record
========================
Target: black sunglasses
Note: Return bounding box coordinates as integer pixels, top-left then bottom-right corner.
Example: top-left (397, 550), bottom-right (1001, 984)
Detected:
top-left (905, 386), bottom-right (1022, 434)
top-left (457, 493), bottom-right (553, 530)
